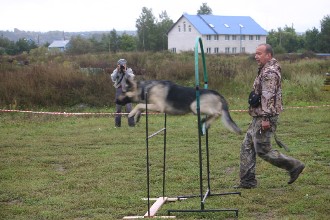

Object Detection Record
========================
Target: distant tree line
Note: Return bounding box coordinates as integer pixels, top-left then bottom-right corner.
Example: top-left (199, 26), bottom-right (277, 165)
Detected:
top-left (0, 3), bottom-right (329, 55)
top-left (0, 37), bottom-right (38, 55)
top-left (267, 15), bottom-right (330, 54)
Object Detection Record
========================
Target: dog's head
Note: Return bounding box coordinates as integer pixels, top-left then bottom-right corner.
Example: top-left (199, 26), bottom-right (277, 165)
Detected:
top-left (115, 78), bottom-right (139, 105)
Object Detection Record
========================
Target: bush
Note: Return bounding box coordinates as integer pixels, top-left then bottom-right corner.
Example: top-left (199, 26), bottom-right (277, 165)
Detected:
top-left (0, 52), bottom-right (329, 110)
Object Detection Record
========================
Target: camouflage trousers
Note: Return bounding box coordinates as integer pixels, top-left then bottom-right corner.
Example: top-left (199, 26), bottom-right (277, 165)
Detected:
top-left (239, 116), bottom-right (303, 187)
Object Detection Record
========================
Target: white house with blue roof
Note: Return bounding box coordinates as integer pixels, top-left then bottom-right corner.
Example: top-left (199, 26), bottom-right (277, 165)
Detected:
top-left (167, 14), bottom-right (268, 54)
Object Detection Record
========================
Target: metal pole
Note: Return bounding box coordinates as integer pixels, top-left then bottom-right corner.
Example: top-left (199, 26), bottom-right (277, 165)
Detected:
top-left (196, 86), bottom-right (204, 210)
top-left (162, 113), bottom-right (167, 198)
top-left (205, 127), bottom-right (211, 193)
top-left (145, 92), bottom-right (150, 217)
top-left (240, 27), bottom-right (242, 53)
top-left (239, 24), bottom-right (244, 53)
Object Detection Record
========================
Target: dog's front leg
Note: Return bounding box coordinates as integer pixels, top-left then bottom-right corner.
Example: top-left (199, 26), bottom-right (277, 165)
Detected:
top-left (128, 104), bottom-right (145, 119)
top-left (129, 103), bottom-right (162, 123)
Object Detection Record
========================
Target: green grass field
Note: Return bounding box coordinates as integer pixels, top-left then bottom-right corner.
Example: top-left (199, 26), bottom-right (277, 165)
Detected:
top-left (0, 104), bottom-right (329, 219)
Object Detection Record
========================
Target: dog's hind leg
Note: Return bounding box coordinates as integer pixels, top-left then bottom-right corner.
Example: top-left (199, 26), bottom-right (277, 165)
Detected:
top-left (134, 110), bottom-right (142, 123)
top-left (201, 114), bottom-right (220, 129)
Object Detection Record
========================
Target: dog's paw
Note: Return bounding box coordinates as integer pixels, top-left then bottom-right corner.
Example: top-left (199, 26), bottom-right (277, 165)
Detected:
top-left (128, 111), bottom-right (135, 118)
top-left (204, 122), bottom-right (211, 130)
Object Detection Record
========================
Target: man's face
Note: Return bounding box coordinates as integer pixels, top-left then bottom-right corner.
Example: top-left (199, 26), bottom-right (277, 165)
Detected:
top-left (255, 45), bottom-right (271, 67)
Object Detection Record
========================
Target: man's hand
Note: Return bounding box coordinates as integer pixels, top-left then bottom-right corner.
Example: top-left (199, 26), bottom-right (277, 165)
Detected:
top-left (261, 119), bottom-right (270, 130)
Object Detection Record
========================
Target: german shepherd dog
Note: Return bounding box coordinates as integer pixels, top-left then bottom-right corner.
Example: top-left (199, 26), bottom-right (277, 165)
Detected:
top-left (116, 79), bottom-right (242, 134)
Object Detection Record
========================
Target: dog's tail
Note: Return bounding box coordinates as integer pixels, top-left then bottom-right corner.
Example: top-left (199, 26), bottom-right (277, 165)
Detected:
top-left (221, 108), bottom-right (242, 134)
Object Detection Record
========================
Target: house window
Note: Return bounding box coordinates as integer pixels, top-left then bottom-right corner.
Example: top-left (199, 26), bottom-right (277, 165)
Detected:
top-left (206, 35), bottom-right (211, 40)
top-left (206, 48), bottom-right (211, 53)
top-left (183, 22), bottom-right (186, 32)
top-left (171, 48), bottom-right (176, 53)
top-left (232, 47), bottom-right (237, 54)
top-left (240, 35), bottom-right (245, 41)
top-left (214, 47), bottom-right (219, 54)
top-left (178, 25), bottom-right (181, 32)
top-left (189, 25), bottom-right (191, 32)
top-left (225, 47), bottom-right (230, 53)
top-left (214, 35), bottom-right (219, 40)
top-left (256, 35), bottom-right (261, 40)
top-left (249, 35), bottom-right (254, 40)
top-left (241, 47), bottom-right (245, 53)
top-left (232, 35), bottom-right (237, 40)
top-left (225, 35), bottom-right (230, 40)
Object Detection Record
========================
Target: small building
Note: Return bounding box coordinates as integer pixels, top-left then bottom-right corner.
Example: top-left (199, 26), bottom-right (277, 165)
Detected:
top-left (167, 14), bottom-right (268, 54)
top-left (48, 40), bottom-right (70, 52)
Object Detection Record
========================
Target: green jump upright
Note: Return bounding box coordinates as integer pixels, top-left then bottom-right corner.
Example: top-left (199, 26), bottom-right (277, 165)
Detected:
top-left (168, 36), bottom-right (240, 218)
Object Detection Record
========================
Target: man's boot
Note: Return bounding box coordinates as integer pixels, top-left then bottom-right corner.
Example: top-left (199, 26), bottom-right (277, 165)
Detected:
top-left (288, 164), bottom-right (305, 184)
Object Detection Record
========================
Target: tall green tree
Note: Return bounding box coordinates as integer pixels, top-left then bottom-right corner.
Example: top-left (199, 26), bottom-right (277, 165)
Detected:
top-left (136, 7), bottom-right (157, 51)
top-left (267, 26), bottom-right (304, 53)
top-left (0, 36), bottom-right (13, 55)
top-left (278, 26), bottom-right (299, 53)
top-left (156, 11), bottom-right (173, 51)
top-left (67, 36), bottom-right (93, 54)
top-left (100, 33), bottom-right (111, 53)
top-left (89, 35), bottom-right (104, 53)
top-left (266, 29), bottom-right (278, 47)
top-left (319, 15), bottom-right (330, 52)
top-left (120, 33), bottom-right (137, 52)
top-left (197, 3), bottom-right (213, 15)
top-left (305, 28), bottom-right (320, 52)
top-left (16, 38), bottom-right (37, 53)
top-left (109, 29), bottom-right (120, 53)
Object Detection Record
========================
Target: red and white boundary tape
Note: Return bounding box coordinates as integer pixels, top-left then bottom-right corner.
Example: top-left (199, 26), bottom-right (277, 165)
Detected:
top-left (0, 109), bottom-right (156, 116)
top-left (0, 105), bottom-right (329, 116)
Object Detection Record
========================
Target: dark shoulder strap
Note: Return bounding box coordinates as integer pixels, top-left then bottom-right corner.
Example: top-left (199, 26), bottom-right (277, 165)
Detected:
top-left (117, 73), bottom-right (125, 85)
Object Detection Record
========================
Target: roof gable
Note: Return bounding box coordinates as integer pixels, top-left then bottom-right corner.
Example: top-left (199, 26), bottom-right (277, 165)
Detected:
top-left (171, 14), bottom-right (268, 35)
top-left (48, 40), bottom-right (70, 48)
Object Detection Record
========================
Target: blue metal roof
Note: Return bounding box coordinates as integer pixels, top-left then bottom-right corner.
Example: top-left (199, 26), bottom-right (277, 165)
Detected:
top-left (183, 14), bottom-right (268, 35)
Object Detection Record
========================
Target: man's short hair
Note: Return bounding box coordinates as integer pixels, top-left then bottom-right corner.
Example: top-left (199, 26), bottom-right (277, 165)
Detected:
top-left (259, 43), bottom-right (274, 56)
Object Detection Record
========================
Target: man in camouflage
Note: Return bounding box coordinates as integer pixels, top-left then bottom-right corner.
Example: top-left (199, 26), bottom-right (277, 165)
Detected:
top-left (236, 43), bottom-right (305, 189)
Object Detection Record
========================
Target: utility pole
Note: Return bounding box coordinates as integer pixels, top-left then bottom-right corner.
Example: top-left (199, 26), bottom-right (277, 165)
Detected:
top-left (239, 24), bottom-right (244, 53)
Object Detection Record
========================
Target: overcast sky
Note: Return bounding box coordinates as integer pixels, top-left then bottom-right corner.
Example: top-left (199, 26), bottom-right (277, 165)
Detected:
top-left (1, 0), bottom-right (329, 33)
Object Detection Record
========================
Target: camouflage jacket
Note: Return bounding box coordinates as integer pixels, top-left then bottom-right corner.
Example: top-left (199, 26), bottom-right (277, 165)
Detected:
top-left (249, 58), bottom-right (283, 117)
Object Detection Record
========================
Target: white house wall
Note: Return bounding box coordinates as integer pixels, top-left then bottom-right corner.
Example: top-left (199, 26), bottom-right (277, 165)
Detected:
top-left (168, 17), bottom-right (201, 53)
top-left (168, 17), bottom-right (267, 54)
top-left (201, 35), bottom-right (267, 54)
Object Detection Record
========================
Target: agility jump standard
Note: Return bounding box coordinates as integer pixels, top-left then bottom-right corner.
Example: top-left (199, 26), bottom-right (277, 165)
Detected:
top-left (124, 37), bottom-right (240, 219)
top-left (167, 37), bottom-right (241, 217)
top-left (123, 93), bottom-right (178, 219)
